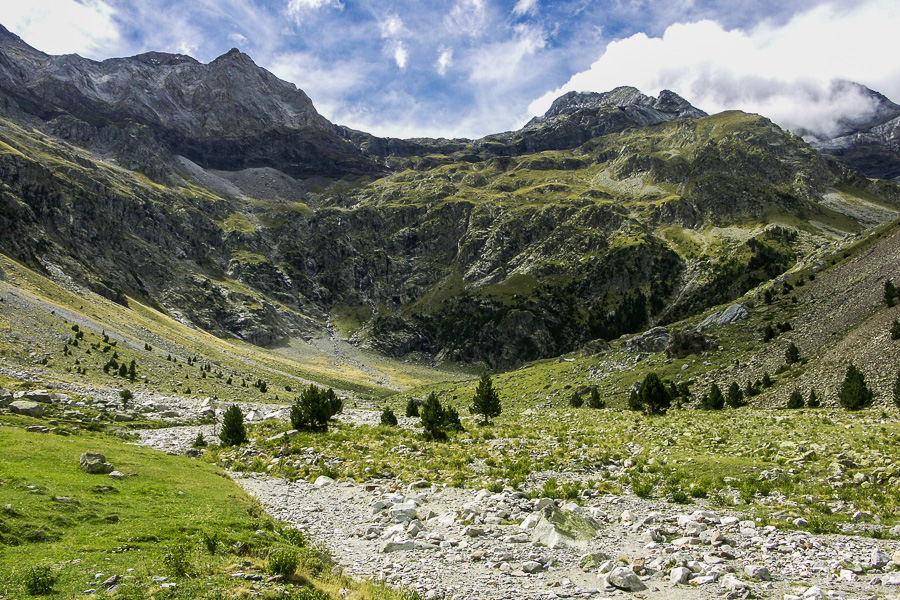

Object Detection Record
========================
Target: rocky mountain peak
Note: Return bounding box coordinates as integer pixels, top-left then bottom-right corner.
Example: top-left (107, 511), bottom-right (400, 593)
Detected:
top-left (539, 87), bottom-right (706, 122)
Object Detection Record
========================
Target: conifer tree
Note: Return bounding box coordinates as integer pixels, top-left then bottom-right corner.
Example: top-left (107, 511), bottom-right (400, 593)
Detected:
top-left (587, 387), bottom-right (606, 409)
top-left (703, 383), bottom-right (725, 410)
top-left (638, 372), bottom-right (671, 415)
top-left (893, 371), bottom-right (900, 409)
top-left (220, 405), bottom-right (247, 446)
top-left (838, 362), bottom-right (874, 411)
top-left (807, 389), bottom-right (820, 408)
top-left (405, 398), bottom-right (419, 418)
top-left (568, 391), bottom-right (584, 408)
top-left (785, 342), bottom-right (800, 365)
top-left (786, 388), bottom-right (804, 409)
top-left (470, 373), bottom-right (501, 425)
top-left (380, 408), bottom-right (398, 427)
top-left (886, 279), bottom-right (897, 307)
top-left (726, 381), bottom-right (745, 408)
top-left (421, 392), bottom-right (447, 440)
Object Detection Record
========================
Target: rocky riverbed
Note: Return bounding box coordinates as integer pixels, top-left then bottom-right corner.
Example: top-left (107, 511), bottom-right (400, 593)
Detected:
top-left (132, 413), bottom-right (900, 600)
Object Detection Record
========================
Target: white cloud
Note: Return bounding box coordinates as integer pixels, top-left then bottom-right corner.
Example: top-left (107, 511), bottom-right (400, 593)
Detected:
top-left (286, 0), bottom-right (343, 23)
top-left (393, 42), bottom-right (409, 69)
top-left (446, 0), bottom-right (487, 37)
top-left (436, 48), bottom-right (453, 76)
top-left (228, 33), bottom-right (248, 45)
top-left (379, 14), bottom-right (405, 38)
top-left (4, 0), bottom-right (121, 58)
top-left (267, 51), bottom-right (371, 118)
top-left (469, 23), bottom-right (546, 83)
top-left (528, 0), bottom-right (900, 137)
top-left (512, 0), bottom-right (539, 17)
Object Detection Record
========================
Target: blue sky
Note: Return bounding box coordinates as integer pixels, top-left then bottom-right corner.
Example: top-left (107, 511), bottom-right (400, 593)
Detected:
top-left (6, 0), bottom-right (899, 138)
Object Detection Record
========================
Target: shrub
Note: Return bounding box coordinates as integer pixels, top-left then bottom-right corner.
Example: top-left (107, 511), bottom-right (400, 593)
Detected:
top-left (119, 389), bottom-right (133, 403)
top-left (702, 383), bottom-right (725, 410)
top-left (627, 388), bottom-right (642, 411)
top-left (219, 405), bottom-right (248, 447)
top-left (568, 391), bottom-right (584, 408)
top-left (893, 371), bottom-right (900, 409)
top-left (470, 373), bottom-right (501, 425)
top-left (786, 388), bottom-right (804, 409)
top-left (587, 387), bottom-right (606, 409)
top-left (192, 432), bottom-right (208, 448)
top-left (405, 398), bottom-right (419, 418)
top-left (886, 279), bottom-right (897, 307)
top-left (839, 362), bottom-right (874, 411)
top-left (637, 372), bottom-right (671, 415)
top-left (785, 342), bottom-right (800, 365)
top-left (631, 475), bottom-right (654, 498)
top-left (380, 408), bottom-right (398, 427)
top-left (23, 566), bottom-right (55, 595)
top-left (726, 381), bottom-right (745, 408)
top-left (807, 389), bottom-right (820, 408)
top-left (762, 372), bottom-right (774, 388)
top-left (892, 320), bottom-right (900, 340)
top-left (421, 393), bottom-right (447, 440)
top-left (290, 385), bottom-right (342, 432)
top-left (200, 530), bottom-right (219, 554)
top-left (266, 547), bottom-right (299, 576)
top-left (163, 540), bottom-right (192, 577)
top-left (763, 324), bottom-right (776, 342)
top-left (442, 405), bottom-right (464, 432)
top-left (280, 527), bottom-right (306, 547)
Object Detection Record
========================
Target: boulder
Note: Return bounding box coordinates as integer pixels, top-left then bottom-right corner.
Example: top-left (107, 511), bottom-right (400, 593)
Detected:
top-left (80, 452), bottom-right (114, 474)
top-left (9, 400), bottom-right (45, 418)
top-left (24, 390), bottom-right (53, 403)
top-left (623, 327), bottom-right (669, 353)
top-left (665, 329), bottom-right (719, 358)
top-left (530, 504), bottom-right (602, 549)
top-left (698, 303), bottom-right (748, 329)
top-left (606, 566), bottom-right (647, 591)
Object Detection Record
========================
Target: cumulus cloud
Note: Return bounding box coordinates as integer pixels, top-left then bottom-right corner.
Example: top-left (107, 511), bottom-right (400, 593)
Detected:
top-left (393, 42), bottom-right (409, 69)
top-left (445, 0), bottom-right (487, 37)
top-left (469, 23), bottom-right (546, 82)
top-left (529, 0), bottom-right (900, 137)
top-left (4, 0), bottom-right (121, 58)
top-left (285, 0), bottom-right (343, 23)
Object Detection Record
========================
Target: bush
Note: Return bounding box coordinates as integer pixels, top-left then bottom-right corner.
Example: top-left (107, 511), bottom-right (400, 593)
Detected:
top-left (726, 381), bottom-right (745, 408)
top-left (786, 388), bottom-right (804, 409)
top-left (886, 279), bottom-right (897, 307)
top-left (568, 391), bottom-right (584, 408)
top-left (200, 530), bottom-right (219, 554)
top-left (891, 320), bottom-right (900, 340)
top-left (839, 362), bottom-right (874, 410)
top-left (219, 405), bottom-right (248, 447)
top-left (807, 389), bottom-right (820, 408)
top-left (280, 527), bottom-right (306, 547)
top-left (405, 398), bottom-right (419, 418)
top-left (627, 388), bottom-right (642, 411)
top-left (470, 373), bottom-right (501, 425)
top-left (637, 372), bottom-right (671, 415)
top-left (763, 324), bottom-right (776, 342)
top-left (631, 475), bottom-right (654, 498)
top-left (290, 385), bottom-right (342, 432)
top-left (785, 342), bottom-right (800, 365)
top-left (192, 432), bottom-right (208, 448)
top-left (23, 566), bottom-right (55, 595)
top-left (762, 372), bottom-right (774, 388)
top-left (163, 540), bottom-right (193, 577)
top-left (442, 405), bottom-right (464, 432)
top-left (266, 546), bottom-right (299, 576)
top-left (380, 408), bottom-right (398, 427)
top-left (587, 387), bottom-right (606, 409)
top-left (701, 383), bottom-right (725, 410)
top-left (893, 371), bottom-right (900, 409)
top-left (421, 392), bottom-right (447, 441)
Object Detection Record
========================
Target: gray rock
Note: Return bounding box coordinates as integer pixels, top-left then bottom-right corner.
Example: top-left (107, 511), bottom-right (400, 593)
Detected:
top-left (24, 390), bottom-right (53, 403)
top-left (871, 547), bottom-right (890, 569)
top-left (623, 327), bottom-right (670, 353)
top-left (380, 539), bottom-right (416, 553)
top-left (313, 476), bottom-right (334, 488)
top-left (744, 565), bottom-right (772, 580)
top-left (80, 452), bottom-right (114, 474)
top-left (531, 504), bottom-right (602, 549)
top-left (670, 566), bottom-right (692, 584)
top-left (522, 561), bottom-right (542, 574)
top-left (9, 400), bottom-right (45, 417)
top-left (698, 303), bottom-right (748, 329)
top-left (606, 566), bottom-right (648, 592)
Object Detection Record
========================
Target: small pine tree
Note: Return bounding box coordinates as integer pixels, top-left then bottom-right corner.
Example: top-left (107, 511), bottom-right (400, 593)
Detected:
top-left (762, 372), bottom-right (774, 388)
top-left (886, 279), bottom-right (897, 307)
top-left (128, 359), bottom-right (136, 381)
top-left (838, 362), bottom-right (874, 411)
top-left (380, 408), bottom-right (398, 427)
top-left (442, 405), bottom-right (464, 432)
top-left (470, 373), bottom-right (501, 425)
top-left (891, 320), bottom-right (900, 340)
top-left (807, 389), bottom-right (820, 408)
top-left (894, 371), bottom-right (900, 409)
top-left (764, 289), bottom-right (773, 304)
top-left (192, 432), bottom-right (208, 448)
top-left (763, 324), bottom-right (776, 342)
top-left (786, 388), bottom-right (804, 409)
top-left (568, 391), bottom-right (584, 408)
top-left (290, 385), bottom-right (342, 432)
top-left (119, 389), bottom-right (133, 407)
top-left (220, 405), bottom-right (247, 446)
top-left (587, 387), bottom-right (605, 409)
top-left (726, 381), bottom-right (745, 408)
top-left (785, 342), bottom-right (800, 365)
top-left (627, 388), bottom-right (642, 411)
top-left (638, 372), bottom-right (671, 415)
top-left (420, 392), bottom-right (446, 441)
top-left (703, 383), bottom-right (725, 410)
top-left (118, 363), bottom-right (128, 378)
top-left (405, 398), bottom-right (420, 418)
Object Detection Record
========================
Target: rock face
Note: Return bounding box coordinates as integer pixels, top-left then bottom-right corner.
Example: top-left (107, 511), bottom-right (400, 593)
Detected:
top-left (0, 25), bottom-right (377, 181)
top-left (623, 327), bottom-right (670, 353)
top-left (9, 400), bottom-right (45, 417)
top-left (80, 452), bottom-right (114, 474)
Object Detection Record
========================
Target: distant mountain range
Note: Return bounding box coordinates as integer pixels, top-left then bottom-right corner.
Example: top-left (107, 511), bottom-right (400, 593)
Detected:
top-left (0, 23), bottom-right (898, 369)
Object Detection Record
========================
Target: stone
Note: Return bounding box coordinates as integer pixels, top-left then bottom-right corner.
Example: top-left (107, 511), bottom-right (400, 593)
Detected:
top-left (519, 512), bottom-right (542, 529)
top-left (380, 539), bottom-right (416, 553)
top-left (389, 502), bottom-right (418, 522)
top-left (670, 566), bottom-right (692, 584)
top-left (314, 476), bottom-right (335, 488)
top-left (606, 566), bottom-right (648, 592)
top-left (871, 547), bottom-right (890, 569)
top-left (108, 471), bottom-right (125, 479)
top-left (698, 303), bottom-right (748, 329)
top-left (530, 505), bottom-right (603, 549)
top-left (462, 525), bottom-right (485, 537)
top-left (623, 327), bottom-right (670, 353)
top-left (9, 400), bottom-right (45, 418)
top-left (522, 561), bottom-right (542, 574)
top-left (80, 453), bottom-right (114, 474)
top-left (744, 565), bottom-right (772, 581)
top-left (24, 390), bottom-right (53, 403)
